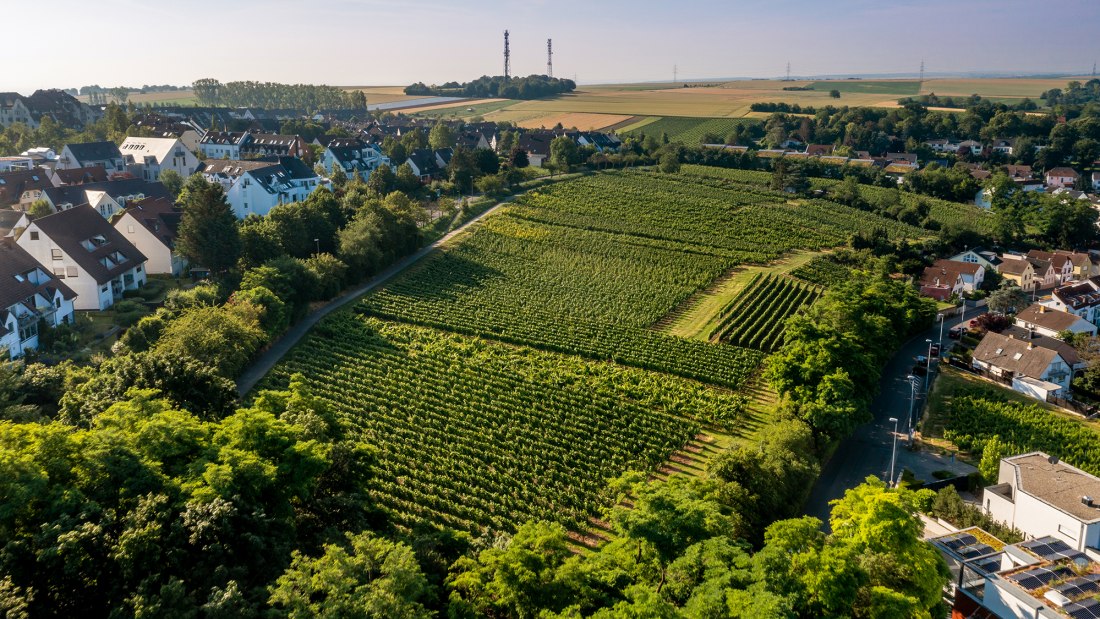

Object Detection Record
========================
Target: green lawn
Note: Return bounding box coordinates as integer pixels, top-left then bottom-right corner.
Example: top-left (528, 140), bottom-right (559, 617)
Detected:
top-left (809, 80), bottom-right (920, 96)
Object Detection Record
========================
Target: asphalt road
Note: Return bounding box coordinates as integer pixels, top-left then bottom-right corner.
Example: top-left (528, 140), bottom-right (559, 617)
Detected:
top-left (235, 199), bottom-right (511, 397)
top-left (802, 304), bottom-right (974, 525)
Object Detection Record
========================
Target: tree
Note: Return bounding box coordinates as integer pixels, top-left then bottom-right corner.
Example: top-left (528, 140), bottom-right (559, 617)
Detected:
top-left (549, 136), bottom-right (579, 172)
top-left (269, 531), bottom-right (431, 619)
top-left (0, 362), bottom-right (37, 422)
top-left (509, 147), bottom-right (529, 169)
top-left (366, 164), bottom-right (395, 196)
top-left (428, 122), bottom-right (455, 150)
top-left (158, 169), bottom-right (184, 198)
top-left (830, 89), bottom-right (841, 99)
top-left (395, 163), bottom-right (420, 195)
top-left (26, 199), bottom-right (52, 219)
top-left (980, 435), bottom-right (1007, 484)
top-left (176, 175), bottom-right (240, 273)
top-left (153, 305), bottom-right (265, 377)
top-left (330, 162), bottom-right (348, 188)
top-left (986, 283), bottom-right (1029, 315)
top-left (658, 151), bottom-right (681, 174)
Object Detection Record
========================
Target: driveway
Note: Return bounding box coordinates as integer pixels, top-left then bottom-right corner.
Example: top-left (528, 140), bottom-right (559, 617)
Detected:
top-left (235, 198), bottom-right (511, 397)
top-left (803, 302), bottom-right (979, 525)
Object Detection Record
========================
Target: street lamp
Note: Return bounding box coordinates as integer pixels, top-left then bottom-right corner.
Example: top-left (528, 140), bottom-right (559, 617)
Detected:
top-left (888, 417), bottom-right (900, 487)
top-left (314, 238), bottom-right (320, 255)
top-left (906, 374), bottom-right (921, 434)
top-left (938, 313), bottom-right (947, 351)
top-left (925, 338), bottom-right (934, 396)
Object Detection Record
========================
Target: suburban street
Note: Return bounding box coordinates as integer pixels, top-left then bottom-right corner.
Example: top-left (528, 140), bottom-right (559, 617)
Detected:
top-left (803, 303), bottom-right (978, 525)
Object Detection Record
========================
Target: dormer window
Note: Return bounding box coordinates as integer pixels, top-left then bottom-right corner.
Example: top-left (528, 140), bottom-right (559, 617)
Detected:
top-left (82, 234), bottom-right (108, 251)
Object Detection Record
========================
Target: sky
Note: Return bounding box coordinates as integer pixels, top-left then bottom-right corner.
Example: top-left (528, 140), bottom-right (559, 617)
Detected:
top-left (5, 0), bottom-right (1099, 94)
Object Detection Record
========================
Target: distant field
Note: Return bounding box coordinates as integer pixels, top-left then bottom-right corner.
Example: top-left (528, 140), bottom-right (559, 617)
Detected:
top-left (809, 80), bottom-right (920, 95)
top-left (344, 86), bottom-right (420, 105)
top-left (918, 76), bottom-right (1090, 99)
top-left (622, 117), bottom-right (759, 143)
top-left (515, 112), bottom-right (632, 130)
top-left (401, 98), bottom-right (503, 115)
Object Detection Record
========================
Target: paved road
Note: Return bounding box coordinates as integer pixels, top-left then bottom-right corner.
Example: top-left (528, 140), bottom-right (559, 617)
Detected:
top-left (803, 303), bottom-right (977, 525)
top-left (235, 199), bottom-right (511, 396)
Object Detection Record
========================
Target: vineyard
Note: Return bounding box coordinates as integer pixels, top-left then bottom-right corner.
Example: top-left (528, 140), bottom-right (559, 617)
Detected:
top-left (678, 164), bottom-right (1000, 236)
top-left (260, 316), bottom-right (748, 534)
top-left (709, 274), bottom-right (821, 350)
top-left (790, 255), bottom-right (853, 287)
top-left (622, 117), bottom-right (759, 144)
top-left (941, 394), bottom-right (1100, 477)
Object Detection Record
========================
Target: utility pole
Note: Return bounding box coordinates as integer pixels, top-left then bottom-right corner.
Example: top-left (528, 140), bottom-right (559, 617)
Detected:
top-left (919, 59), bottom-right (925, 89)
top-left (673, 64), bottom-right (678, 86)
top-left (546, 39), bottom-right (553, 78)
top-left (503, 30), bottom-right (511, 80)
top-left (1093, 61), bottom-right (1097, 77)
top-left (785, 61), bottom-right (791, 82)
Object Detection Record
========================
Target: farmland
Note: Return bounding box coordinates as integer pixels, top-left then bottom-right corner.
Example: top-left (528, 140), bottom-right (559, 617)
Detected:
top-left (710, 275), bottom-right (821, 350)
top-left (262, 168), bottom-right (976, 536)
top-left (262, 316), bottom-right (745, 534)
top-left (621, 116), bottom-right (759, 143)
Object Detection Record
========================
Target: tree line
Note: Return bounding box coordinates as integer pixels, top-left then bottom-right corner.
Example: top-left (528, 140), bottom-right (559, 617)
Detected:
top-left (405, 74), bottom-right (576, 100)
top-left (192, 79), bottom-right (367, 111)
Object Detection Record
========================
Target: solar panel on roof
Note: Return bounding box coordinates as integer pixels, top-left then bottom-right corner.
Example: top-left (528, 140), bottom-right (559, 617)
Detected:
top-left (957, 543), bottom-right (994, 559)
top-left (1020, 538), bottom-right (1086, 562)
top-left (1008, 565), bottom-right (1074, 590)
top-left (970, 556), bottom-right (1002, 574)
top-left (1066, 597), bottom-right (1100, 619)
top-left (1056, 574), bottom-right (1100, 599)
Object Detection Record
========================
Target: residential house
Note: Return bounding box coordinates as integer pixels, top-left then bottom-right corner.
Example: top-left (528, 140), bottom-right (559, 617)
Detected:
top-left (1030, 255), bottom-right (1058, 290)
top-left (919, 259), bottom-right (984, 300)
top-left (0, 168), bottom-right (58, 209)
top-left (113, 197), bottom-right (186, 276)
top-left (51, 166), bottom-right (110, 186)
top-left (1093, 171), bottom-right (1100, 192)
top-left (0, 238), bottom-right (77, 358)
top-left (577, 132), bottom-right (620, 152)
top-left (119, 136), bottom-right (200, 181)
top-left (15, 205), bottom-right (147, 310)
top-left (971, 331), bottom-right (1073, 399)
top-left (199, 131), bottom-right (249, 159)
top-left (0, 93), bottom-right (36, 128)
top-left (57, 141), bottom-right (125, 173)
top-left (997, 256), bottom-right (1037, 292)
top-left (922, 138), bottom-right (955, 152)
top-left (805, 144), bottom-right (834, 157)
top-left (454, 131), bottom-right (492, 152)
top-left (956, 139), bottom-right (985, 157)
top-left (517, 132), bottom-right (553, 167)
top-left (1005, 164), bottom-right (1033, 182)
top-left (21, 90), bottom-right (99, 129)
top-left (1045, 167), bottom-right (1079, 189)
top-left (951, 247), bottom-right (1002, 272)
top-left (0, 157), bottom-right (35, 172)
top-left (1042, 276), bottom-right (1100, 326)
top-left (983, 452), bottom-right (1100, 551)
top-left (0, 210), bottom-right (26, 238)
top-left (41, 179), bottom-right (172, 219)
top-left (991, 138), bottom-right (1015, 155)
top-left (199, 157), bottom-right (325, 218)
top-left (1013, 303), bottom-right (1097, 338)
top-left (1027, 250), bottom-right (1075, 285)
top-left (404, 149), bottom-right (442, 182)
top-left (1001, 324), bottom-right (1088, 376)
top-left (240, 134), bottom-right (308, 159)
top-left (320, 140), bottom-right (390, 181)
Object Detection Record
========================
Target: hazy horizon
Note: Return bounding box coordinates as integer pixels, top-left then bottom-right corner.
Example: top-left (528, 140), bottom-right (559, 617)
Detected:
top-left (6, 0), bottom-right (1099, 94)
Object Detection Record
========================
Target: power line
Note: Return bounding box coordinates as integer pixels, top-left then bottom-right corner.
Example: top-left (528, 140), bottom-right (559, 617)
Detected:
top-left (503, 30), bottom-right (511, 80)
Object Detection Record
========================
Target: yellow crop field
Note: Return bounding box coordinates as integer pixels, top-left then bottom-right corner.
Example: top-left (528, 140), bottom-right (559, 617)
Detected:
top-left (918, 76), bottom-right (1092, 99)
top-left (513, 112), bottom-right (632, 130)
top-left (344, 86), bottom-right (420, 105)
top-left (400, 98), bottom-right (504, 113)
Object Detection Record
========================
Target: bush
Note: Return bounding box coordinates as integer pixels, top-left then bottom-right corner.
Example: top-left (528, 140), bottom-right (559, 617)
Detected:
top-left (112, 300), bottom-right (149, 328)
top-left (926, 486), bottom-right (1023, 543)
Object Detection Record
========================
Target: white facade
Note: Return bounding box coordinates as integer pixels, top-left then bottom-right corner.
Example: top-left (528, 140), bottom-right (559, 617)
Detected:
top-left (114, 210), bottom-right (186, 276)
top-left (1, 284), bottom-right (74, 359)
top-left (119, 137), bottom-right (200, 181)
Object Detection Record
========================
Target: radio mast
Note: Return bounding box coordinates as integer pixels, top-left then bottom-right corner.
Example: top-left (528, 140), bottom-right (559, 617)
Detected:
top-left (503, 30), bottom-right (511, 80)
top-left (547, 39), bottom-right (553, 78)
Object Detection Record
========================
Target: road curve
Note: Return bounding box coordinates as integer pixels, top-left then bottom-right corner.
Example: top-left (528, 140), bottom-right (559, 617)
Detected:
top-left (235, 199), bottom-right (510, 397)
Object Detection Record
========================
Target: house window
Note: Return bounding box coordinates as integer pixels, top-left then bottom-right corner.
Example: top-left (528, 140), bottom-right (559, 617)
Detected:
top-left (51, 249), bottom-right (62, 260)
top-left (127, 225), bottom-right (135, 233)
top-left (100, 285), bottom-right (109, 293)
top-left (29, 231), bottom-right (38, 241)
top-left (53, 269), bottom-right (65, 279)
top-left (19, 322), bottom-right (37, 342)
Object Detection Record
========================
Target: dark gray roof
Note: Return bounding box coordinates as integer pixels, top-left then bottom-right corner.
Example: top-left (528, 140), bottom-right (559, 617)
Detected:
top-left (64, 141), bottom-right (122, 164)
top-left (406, 149), bottom-right (439, 175)
top-left (122, 197), bottom-right (181, 250)
top-left (43, 179), bottom-right (170, 209)
top-left (0, 169), bottom-right (53, 206)
top-left (0, 237), bottom-right (77, 309)
top-left (31, 205), bottom-right (147, 284)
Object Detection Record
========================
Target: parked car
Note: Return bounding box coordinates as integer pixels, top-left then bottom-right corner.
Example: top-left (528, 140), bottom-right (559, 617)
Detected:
top-left (948, 326), bottom-right (964, 339)
top-left (914, 355), bottom-right (929, 367)
top-left (930, 343), bottom-right (941, 357)
top-left (911, 363), bottom-right (928, 376)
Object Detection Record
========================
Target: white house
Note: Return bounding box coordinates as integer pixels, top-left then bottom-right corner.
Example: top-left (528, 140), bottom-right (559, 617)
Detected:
top-left (320, 141), bottom-right (390, 181)
top-left (198, 131), bottom-right (249, 159)
top-left (971, 331), bottom-right (1073, 398)
top-left (16, 205), bottom-right (147, 310)
top-left (119, 136), bottom-right (200, 181)
top-left (1043, 276), bottom-right (1100, 327)
top-left (0, 238), bottom-right (76, 359)
top-left (0, 93), bottom-right (36, 128)
top-left (199, 157), bottom-right (325, 218)
top-left (951, 248), bottom-right (1002, 272)
top-left (113, 197), bottom-right (186, 276)
top-left (40, 179), bottom-right (172, 219)
top-left (56, 141), bottom-right (125, 173)
top-left (983, 452), bottom-right (1100, 552)
top-left (1014, 303), bottom-right (1097, 338)
top-left (1092, 171), bottom-right (1100, 192)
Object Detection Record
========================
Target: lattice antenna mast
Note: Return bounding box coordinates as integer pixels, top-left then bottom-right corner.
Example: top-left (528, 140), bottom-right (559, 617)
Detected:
top-left (919, 59), bottom-right (925, 85)
top-left (547, 39), bottom-right (553, 77)
top-left (1093, 61), bottom-right (1097, 77)
top-left (503, 30), bottom-right (511, 80)
top-left (673, 64), bottom-right (678, 85)
top-left (785, 61), bottom-right (791, 81)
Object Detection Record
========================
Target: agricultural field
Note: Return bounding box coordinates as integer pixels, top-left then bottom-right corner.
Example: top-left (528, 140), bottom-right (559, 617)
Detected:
top-left (678, 164), bottom-right (1001, 237)
top-left (514, 112), bottom-right (633, 130)
top-left (917, 76), bottom-right (1091, 100)
top-left (789, 254), bottom-right (853, 287)
top-left (709, 274), bottom-right (821, 350)
top-left (263, 169), bottom-right (960, 537)
top-left (262, 316), bottom-right (746, 535)
top-left (621, 117), bottom-right (759, 143)
top-left (409, 99), bottom-right (514, 120)
top-left (344, 85), bottom-right (422, 105)
top-left (809, 80), bottom-right (920, 96)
